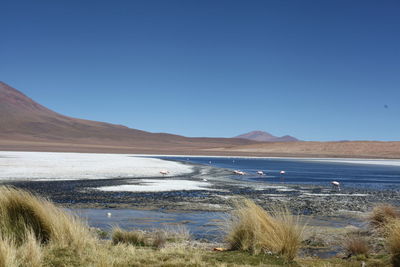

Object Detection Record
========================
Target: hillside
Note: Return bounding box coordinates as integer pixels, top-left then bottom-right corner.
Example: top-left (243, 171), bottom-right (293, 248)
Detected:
top-left (235, 131), bottom-right (299, 142)
top-left (213, 141), bottom-right (400, 159)
top-left (0, 81), bottom-right (254, 152)
top-left (1, 82), bottom-right (399, 158)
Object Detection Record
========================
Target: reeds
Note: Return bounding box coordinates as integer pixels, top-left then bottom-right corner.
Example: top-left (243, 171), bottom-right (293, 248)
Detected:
top-left (225, 198), bottom-right (305, 261)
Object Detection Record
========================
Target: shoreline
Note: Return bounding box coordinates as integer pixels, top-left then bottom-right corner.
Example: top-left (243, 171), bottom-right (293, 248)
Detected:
top-left (4, 159), bottom-right (400, 216)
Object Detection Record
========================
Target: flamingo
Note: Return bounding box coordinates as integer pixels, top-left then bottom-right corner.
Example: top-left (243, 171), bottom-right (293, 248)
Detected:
top-left (331, 181), bottom-right (341, 191)
top-left (160, 170), bottom-right (169, 175)
top-left (280, 170), bottom-right (286, 183)
top-left (257, 171), bottom-right (265, 175)
top-left (233, 170), bottom-right (246, 175)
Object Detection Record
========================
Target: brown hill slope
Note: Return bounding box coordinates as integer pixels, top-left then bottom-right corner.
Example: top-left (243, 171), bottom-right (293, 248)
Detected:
top-left (213, 141), bottom-right (400, 159)
top-left (1, 82), bottom-right (399, 158)
top-left (0, 81), bottom-right (254, 151)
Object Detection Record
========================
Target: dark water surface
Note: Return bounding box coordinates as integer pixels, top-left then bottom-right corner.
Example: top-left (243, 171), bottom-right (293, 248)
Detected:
top-left (159, 156), bottom-right (400, 190)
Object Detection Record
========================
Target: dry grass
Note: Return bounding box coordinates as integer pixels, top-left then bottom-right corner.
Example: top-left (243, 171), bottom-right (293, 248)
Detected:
top-left (343, 234), bottom-right (369, 257)
top-left (0, 186), bottom-right (393, 266)
top-left (225, 198), bottom-right (305, 261)
top-left (369, 204), bottom-right (400, 228)
top-left (112, 228), bottom-right (147, 246)
top-left (112, 225), bottom-right (190, 248)
top-left (0, 236), bottom-right (18, 267)
top-left (385, 219), bottom-right (400, 266)
top-left (0, 186), bottom-right (95, 267)
top-left (0, 186), bottom-right (93, 249)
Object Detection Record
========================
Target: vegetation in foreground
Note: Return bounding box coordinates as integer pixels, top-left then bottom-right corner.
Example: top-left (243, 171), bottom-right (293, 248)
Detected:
top-left (0, 186), bottom-right (397, 266)
top-left (225, 198), bottom-right (305, 261)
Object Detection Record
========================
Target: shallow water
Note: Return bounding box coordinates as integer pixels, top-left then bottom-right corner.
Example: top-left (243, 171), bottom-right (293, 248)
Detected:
top-left (71, 208), bottom-right (226, 241)
top-left (160, 156), bottom-right (400, 190)
top-left (70, 208), bottom-right (365, 244)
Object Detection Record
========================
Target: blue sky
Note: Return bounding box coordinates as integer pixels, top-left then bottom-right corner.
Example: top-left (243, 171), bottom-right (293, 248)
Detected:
top-left (1, 0), bottom-right (399, 141)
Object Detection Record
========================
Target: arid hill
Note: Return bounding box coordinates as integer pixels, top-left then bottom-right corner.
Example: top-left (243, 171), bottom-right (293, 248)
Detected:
top-left (0, 81), bottom-right (254, 153)
top-left (211, 141), bottom-right (400, 159)
top-left (1, 81), bottom-right (399, 158)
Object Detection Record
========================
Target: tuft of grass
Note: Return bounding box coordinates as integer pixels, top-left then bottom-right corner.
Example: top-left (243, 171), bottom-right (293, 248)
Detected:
top-left (385, 219), bottom-right (400, 266)
top-left (225, 198), bottom-right (305, 261)
top-left (0, 236), bottom-right (18, 267)
top-left (18, 231), bottom-right (42, 267)
top-left (0, 186), bottom-right (93, 249)
top-left (343, 234), bottom-right (369, 257)
top-left (112, 228), bottom-right (147, 246)
top-left (111, 225), bottom-right (190, 248)
top-left (369, 204), bottom-right (400, 228)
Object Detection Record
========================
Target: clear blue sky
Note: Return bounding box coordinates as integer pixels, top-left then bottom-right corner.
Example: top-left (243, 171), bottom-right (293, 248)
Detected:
top-left (1, 0), bottom-right (399, 141)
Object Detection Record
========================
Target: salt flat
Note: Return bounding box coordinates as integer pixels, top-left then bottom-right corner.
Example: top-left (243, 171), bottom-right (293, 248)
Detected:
top-left (97, 179), bottom-right (212, 192)
top-left (0, 151), bottom-right (192, 181)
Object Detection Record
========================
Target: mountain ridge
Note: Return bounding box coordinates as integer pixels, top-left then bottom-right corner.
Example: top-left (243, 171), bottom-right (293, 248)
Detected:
top-left (235, 130), bottom-right (299, 142)
top-left (0, 81), bottom-right (255, 148)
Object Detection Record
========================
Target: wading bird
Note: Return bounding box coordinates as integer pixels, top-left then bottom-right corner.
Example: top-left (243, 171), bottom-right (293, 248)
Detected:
top-left (331, 181), bottom-right (341, 191)
top-left (160, 170), bottom-right (169, 175)
top-left (280, 170), bottom-right (286, 183)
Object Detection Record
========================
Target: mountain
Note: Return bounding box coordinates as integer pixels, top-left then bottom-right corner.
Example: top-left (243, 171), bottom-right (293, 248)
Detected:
top-left (0, 81), bottom-right (255, 152)
top-left (1, 82), bottom-right (398, 158)
top-left (235, 131), bottom-right (299, 142)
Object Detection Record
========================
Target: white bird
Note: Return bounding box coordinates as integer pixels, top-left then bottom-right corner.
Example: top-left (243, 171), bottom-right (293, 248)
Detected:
top-left (160, 170), bottom-right (169, 175)
top-left (107, 212), bottom-right (112, 218)
top-left (331, 181), bottom-right (341, 191)
top-left (257, 171), bottom-right (265, 175)
top-left (233, 170), bottom-right (246, 175)
top-left (280, 171), bottom-right (286, 175)
top-left (202, 178), bottom-right (208, 182)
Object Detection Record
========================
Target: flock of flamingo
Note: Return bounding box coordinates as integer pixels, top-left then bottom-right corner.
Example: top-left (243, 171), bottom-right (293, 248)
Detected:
top-left (159, 161), bottom-right (341, 191)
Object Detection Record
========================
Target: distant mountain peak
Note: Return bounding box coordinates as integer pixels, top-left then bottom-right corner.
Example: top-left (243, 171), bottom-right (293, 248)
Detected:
top-left (235, 131), bottom-right (299, 142)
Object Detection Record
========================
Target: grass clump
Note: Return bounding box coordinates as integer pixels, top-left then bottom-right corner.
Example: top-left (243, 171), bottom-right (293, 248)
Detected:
top-left (0, 186), bottom-right (95, 267)
top-left (385, 219), bottom-right (400, 266)
top-left (225, 198), bottom-right (305, 261)
top-left (112, 225), bottom-right (190, 248)
top-left (343, 233), bottom-right (369, 257)
top-left (369, 204), bottom-right (400, 228)
top-left (112, 228), bottom-right (147, 246)
top-left (0, 186), bottom-right (93, 248)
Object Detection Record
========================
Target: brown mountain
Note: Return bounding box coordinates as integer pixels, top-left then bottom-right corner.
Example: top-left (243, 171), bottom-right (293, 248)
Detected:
top-left (235, 131), bottom-right (299, 142)
top-left (0, 81), bottom-right (255, 153)
top-left (1, 82), bottom-right (399, 158)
